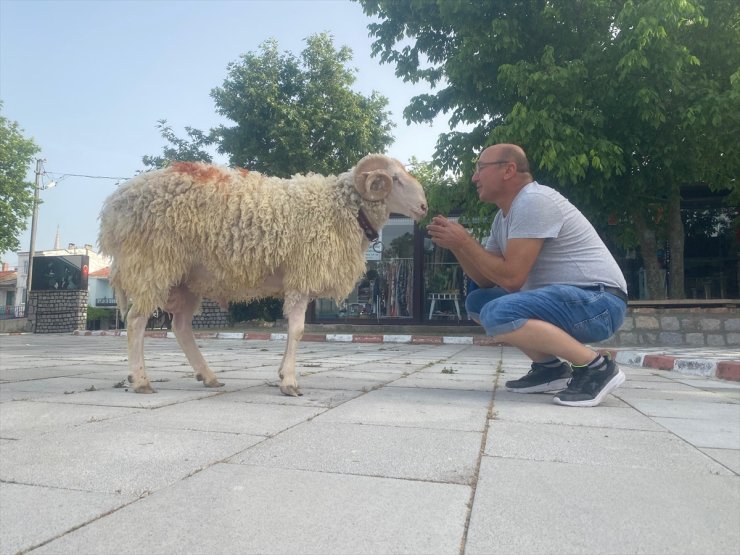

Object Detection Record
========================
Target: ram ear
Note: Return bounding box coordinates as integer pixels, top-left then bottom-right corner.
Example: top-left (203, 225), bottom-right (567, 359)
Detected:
top-left (355, 169), bottom-right (392, 201)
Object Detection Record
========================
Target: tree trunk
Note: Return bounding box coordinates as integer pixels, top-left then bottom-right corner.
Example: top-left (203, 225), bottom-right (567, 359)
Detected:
top-left (634, 211), bottom-right (666, 299)
top-left (667, 190), bottom-right (685, 299)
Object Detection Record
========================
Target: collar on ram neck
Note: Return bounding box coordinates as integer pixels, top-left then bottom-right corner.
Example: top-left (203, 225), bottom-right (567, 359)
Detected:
top-left (356, 208), bottom-right (379, 241)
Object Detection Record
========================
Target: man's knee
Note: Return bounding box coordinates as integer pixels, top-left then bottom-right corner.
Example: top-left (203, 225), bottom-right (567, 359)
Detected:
top-left (465, 287), bottom-right (507, 316)
top-left (465, 289), bottom-right (485, 316)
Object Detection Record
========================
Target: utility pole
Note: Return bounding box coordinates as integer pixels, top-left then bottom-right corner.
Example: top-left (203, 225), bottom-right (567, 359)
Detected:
top-left (25, 158), bottom-right (43, 306)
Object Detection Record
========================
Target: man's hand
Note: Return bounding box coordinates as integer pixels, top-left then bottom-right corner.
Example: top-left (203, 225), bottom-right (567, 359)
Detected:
top-left (426, 215), bottom-right (471, 250)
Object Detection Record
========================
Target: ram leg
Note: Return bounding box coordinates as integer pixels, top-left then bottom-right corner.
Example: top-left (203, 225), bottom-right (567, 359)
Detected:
top-left (126, 311), bottom-right (154, 393)
top-left (168, 285), bottom-right (224, 388)
top-left (278, 294), bottom-right (309, 397)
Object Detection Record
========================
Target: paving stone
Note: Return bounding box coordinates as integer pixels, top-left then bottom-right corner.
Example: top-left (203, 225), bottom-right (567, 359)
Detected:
top-left (34, 464), bottom-right (470, 555)
top-left (616, 390), bottom-right (739, 409)
top-left (0, 419), bottom-right (260, 495)
top-left (493, 398), bottom-right (663, 430)
top-left (652, 417), bottom-right (740, 449)
top-left (388, 373), bottom-right (496, 391)
top-left (121, 396), bottom-right (325, 436)
top-left (465, 457), bottom-right (740, 555)
top-left (318, 386), bottom-right (493, 431)
top-left (0, 400), bottom-right (140, 439)
top-left (623, 398), bottom-right (740, 421)
top-left (700, 448), bottom-right (740, 474)
top-left (297, 373), bottom-right (395, 391)
top-left (420, 361), bottom-right (497, 376)
top-left (336, 362), bottom-right (425, 374)
top-left (231, 420), bottom-right (482, 484)
top-left (491, 389), bottom-right (562, 405)
top-left (214, 368), bottom-right (284, 381)
top-left (619, 378), bottom-right (698, 390)
top-left (0, 482), bottom-right (133, 555)
top-left (317, 368), bottom-right (412, 381)
top-left (486, 420), bottom-right (732, 474)
top-left (218, 384), bottom-right (363, 408)
top-left (27, 384), bottom-right (223, 408)
top-left (0, 366), bottom-right (99, 382)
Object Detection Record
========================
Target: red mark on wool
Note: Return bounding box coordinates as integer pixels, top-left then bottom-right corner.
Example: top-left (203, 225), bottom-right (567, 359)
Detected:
top-left (170, 161), bottom-right (230, 185)
top-left (236, 167), bottom-right (250, 177)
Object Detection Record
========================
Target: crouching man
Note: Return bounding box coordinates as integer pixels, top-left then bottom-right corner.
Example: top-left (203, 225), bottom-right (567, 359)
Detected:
top-left (427, 144), bottom-right (628, 407)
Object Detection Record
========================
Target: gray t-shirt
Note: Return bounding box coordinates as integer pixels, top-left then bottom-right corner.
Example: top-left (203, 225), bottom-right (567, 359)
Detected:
top-left (484, 182), bottom-right (627, 293)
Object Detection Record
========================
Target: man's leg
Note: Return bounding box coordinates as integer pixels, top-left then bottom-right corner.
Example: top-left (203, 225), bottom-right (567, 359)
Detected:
top-left (468, 287), bottom-right (572, 392)
top-left (464, 286), bottom-right (508, 323)
top-left (494, 319), bottom-right (597, 366)
top-left (480, 285), bottom-right (627, 406)
top-left (467, 288), bottom-right (558, 357)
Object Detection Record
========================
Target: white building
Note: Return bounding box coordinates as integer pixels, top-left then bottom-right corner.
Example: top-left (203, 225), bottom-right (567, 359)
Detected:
top-left (88, 266), bottom-right (116, 307)
top-left (0, 264), bottom-right (19, 317)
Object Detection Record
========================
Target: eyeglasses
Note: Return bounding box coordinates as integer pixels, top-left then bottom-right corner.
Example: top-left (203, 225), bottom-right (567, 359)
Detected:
top-left (475, 160), bottom-right (510, 172)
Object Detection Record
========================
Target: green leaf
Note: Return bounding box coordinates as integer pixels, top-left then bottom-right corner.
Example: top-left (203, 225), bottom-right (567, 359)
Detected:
top-left (0, 102), bottom-right (40, 255)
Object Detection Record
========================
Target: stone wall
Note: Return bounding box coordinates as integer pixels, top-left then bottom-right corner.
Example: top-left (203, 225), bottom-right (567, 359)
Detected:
top-left (192, 299), bottom-right (230, 329)
top-left (28, 290), bottom-right (88, 333)
top-left (601, 306), bottom-right (740, 347)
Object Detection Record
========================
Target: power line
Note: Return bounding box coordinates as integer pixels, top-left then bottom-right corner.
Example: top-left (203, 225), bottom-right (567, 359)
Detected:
top-left (44, 171), bottom-right (131, 180)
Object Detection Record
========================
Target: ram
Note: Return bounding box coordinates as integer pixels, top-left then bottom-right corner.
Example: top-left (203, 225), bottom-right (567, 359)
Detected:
top-left (99, 154), bottom-right (427, 396)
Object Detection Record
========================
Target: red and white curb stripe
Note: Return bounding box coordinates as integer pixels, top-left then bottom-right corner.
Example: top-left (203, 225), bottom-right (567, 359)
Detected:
top-left (599, 348), bottom-right (739, 382)
top-left (73, 329), bottom-right (479, 345)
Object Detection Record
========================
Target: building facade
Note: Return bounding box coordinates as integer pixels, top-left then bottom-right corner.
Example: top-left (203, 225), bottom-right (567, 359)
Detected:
top-left (15, 243), bottom-right (110, 308)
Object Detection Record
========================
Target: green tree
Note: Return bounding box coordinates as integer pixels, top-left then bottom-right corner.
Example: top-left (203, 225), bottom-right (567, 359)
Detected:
top-left (360, 0), bottom-right (740, 299)
top-left (142, 120), bottom-right (215, 170)
top-left (412, 156), bottom-right (497, 238)
top-left (211, 33), bottom-right (395, 176)
top-left (144, 33), bottom-right (396, 176)
top-left (0, 103), bottom-right (40, 255)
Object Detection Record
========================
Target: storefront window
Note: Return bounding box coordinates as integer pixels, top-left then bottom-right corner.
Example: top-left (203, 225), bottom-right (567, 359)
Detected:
top-left (313, 217), bottom-right (416, 321)
top-left (423, 224), bottom-right (469, 321)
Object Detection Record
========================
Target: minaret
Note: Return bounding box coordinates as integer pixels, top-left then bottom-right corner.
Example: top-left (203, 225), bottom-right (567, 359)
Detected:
top-left (53, 226), bottom-right (61, 250)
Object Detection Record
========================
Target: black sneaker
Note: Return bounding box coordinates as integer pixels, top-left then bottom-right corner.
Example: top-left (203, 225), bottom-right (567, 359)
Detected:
top-left (505, 362), bottom-right (573, 393)
top-left (553, 357), bottom-right (626, 407)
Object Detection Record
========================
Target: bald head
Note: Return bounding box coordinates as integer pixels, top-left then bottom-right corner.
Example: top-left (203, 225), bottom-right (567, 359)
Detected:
top-left (482, 144), bottom-right (531, 175)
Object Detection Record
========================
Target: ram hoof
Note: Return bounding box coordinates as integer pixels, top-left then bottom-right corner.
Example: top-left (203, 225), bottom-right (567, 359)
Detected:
top-left (279, 385), bottom-right (303, 397)
top-left (127, 374), bottom-right (156, 393)
top-left (133, 383), bottom-right (156, 394)
top-left (196, 374), bottom-right (224, 388)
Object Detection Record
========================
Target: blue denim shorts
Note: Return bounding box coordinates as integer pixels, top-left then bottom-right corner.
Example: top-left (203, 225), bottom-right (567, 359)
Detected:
top-left (465, 284), bottom-right (627, 344)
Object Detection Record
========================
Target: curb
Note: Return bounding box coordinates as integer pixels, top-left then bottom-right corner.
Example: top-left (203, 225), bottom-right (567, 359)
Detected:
top-left (598, 348), bottom-right (740, 382)
top-left (66, 329), bottom-right (740, 383)
top-left (72, 329), bottom-right (481, 346)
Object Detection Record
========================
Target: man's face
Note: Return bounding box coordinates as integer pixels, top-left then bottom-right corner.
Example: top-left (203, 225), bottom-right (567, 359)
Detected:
top-left (471, 148), bottom-right (511, 203)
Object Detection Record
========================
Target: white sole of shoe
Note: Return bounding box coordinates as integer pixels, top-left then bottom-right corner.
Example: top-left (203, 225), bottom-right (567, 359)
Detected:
top-left (505, 377), bottom-right (571, 394)
top-left (552, 369), bottom-right (626, 407)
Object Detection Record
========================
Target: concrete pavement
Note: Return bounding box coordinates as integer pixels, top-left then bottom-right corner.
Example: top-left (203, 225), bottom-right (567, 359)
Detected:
top-left (1, 333), bottom-right (739, 555)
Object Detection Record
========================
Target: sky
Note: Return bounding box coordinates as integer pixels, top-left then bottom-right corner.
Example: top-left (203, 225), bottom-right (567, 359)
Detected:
top-left (0, 0), bottom-right (453, 267)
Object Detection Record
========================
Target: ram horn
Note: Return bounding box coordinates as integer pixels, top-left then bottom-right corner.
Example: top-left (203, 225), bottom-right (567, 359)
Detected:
top-left (354, 168), bottom-right (392, 201)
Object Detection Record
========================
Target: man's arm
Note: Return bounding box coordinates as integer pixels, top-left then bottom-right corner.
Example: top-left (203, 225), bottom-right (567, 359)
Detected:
top-left (427, 216), bottom-right (543, 291)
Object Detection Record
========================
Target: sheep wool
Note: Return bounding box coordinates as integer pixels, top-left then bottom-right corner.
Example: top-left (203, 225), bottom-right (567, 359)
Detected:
top-left (99, 154), bottom-right (427, 396)
top-left (100, 160), bottom-right (388, 316)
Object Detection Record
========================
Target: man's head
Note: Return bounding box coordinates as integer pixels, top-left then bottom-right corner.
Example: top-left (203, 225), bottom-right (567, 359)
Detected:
top-left (472, 144), bottom-right (533, 206)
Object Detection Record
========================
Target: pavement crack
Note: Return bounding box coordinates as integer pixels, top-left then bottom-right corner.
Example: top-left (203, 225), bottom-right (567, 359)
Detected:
top-left (458, 345), bottom-right (503, 555)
